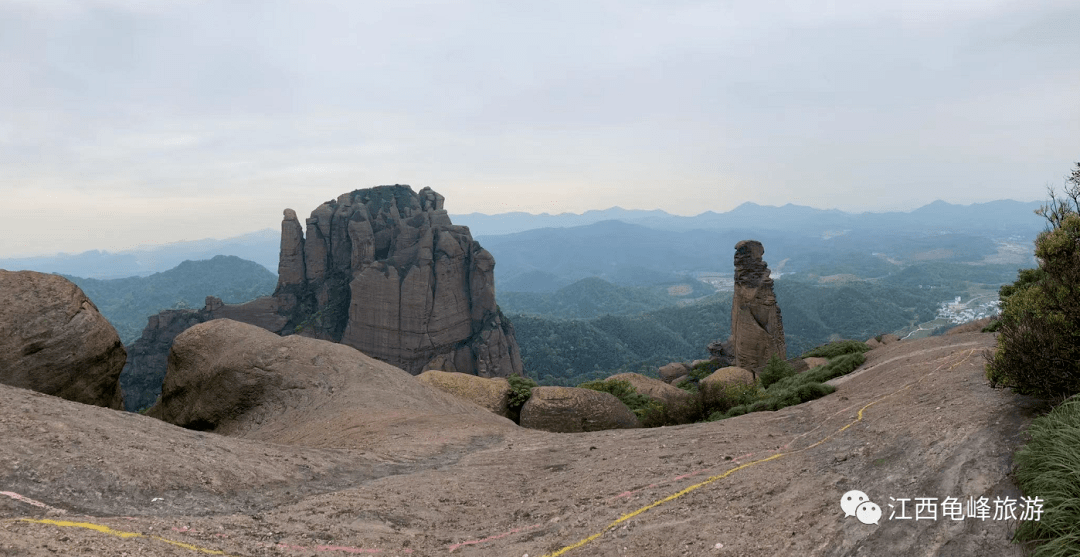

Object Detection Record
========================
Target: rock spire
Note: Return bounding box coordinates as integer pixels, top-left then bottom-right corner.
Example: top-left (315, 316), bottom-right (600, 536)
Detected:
top-left (730, 240), bottom-right (786, 372)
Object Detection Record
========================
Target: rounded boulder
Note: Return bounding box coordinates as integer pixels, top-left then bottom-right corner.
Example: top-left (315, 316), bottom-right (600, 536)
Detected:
top-left (0, 270), bottom-right (125, 409)
top-left (418, 370), bottom-right (512, 418)
top-left (701, 366), bottom-right (755, 389)
top-left (520, 386), bottom-right (639, 433)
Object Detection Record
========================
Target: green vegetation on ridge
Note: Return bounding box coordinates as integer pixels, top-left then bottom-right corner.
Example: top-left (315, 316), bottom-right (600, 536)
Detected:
top-left (66, 255), bottom-right (277, 344)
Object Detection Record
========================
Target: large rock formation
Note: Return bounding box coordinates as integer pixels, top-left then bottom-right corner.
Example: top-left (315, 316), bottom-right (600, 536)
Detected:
top-left (729, 240), bottom-right (786, 373)
top-left (0, 270), bottom-right (126, 409)
top-left (146, 319), bottom-right (517, 453)
top-left (123, 186), bottom-right (524, 407)
top-left (274, 185), bottom-right (523, 377)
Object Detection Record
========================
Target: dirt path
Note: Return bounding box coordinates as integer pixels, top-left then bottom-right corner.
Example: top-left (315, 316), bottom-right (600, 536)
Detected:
top-left (1, 331), bottom-right (1045, 556)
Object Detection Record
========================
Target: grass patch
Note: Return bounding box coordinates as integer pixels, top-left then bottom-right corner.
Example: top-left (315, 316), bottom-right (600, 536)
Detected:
top-left (800, 340), bottom-right (872, 359)
top-left (1012, 395), bottom-right (1080, 556)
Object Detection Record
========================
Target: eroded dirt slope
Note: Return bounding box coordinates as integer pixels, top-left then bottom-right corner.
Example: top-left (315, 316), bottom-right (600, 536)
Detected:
top-left (1, 331), bottom-right (1045, 556)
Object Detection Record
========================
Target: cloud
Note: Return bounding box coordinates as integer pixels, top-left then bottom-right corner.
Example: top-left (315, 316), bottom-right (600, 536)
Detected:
top-left (1, 0), bottom-right (1077, 256)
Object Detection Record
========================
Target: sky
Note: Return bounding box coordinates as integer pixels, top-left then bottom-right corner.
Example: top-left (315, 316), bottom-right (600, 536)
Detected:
top-left (1, 0), bottom-right (1078, 258)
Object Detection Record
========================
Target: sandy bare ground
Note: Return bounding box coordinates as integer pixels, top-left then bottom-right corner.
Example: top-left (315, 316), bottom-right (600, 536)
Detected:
top-left (1, 331), bottom-right (1046, 556)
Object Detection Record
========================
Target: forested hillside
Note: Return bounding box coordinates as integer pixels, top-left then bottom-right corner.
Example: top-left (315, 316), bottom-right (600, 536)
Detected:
top-left (66, 255), bottom-right (277, 343)
top-left (505, 262), bottom-right (1020, 385)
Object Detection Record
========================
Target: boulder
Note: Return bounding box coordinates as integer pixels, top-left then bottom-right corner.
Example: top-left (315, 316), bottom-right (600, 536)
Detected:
top-left (730, 240), bottom-right (786, 373)
top-left (606, 372), bottom-right (694, 408)
top-left (0, 270), bottom-right (125, 409)
top-left (659, 362), bottom-right (690, 383)
top-left (147, 319), bottom-right (516, 451)
top-left (865, 338), bottom-right (883, 349)
top-left (803, 357), bottom-right (829, 370)
top-left (701, 366), bottom-right (755, 390)
top-left (879, 333), bottom-right (901, 344)
top-left (418, 370), bottom-right (512, 418)
top-left (520, 386), bottom-right (639, 433)
top-left (120, 295), bottom-right (288, 412)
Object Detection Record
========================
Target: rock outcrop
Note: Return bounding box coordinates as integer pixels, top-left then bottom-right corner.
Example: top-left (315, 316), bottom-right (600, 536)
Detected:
top-left (701, 366), bottom-right (755, 389)
top-left (607, 372), bottom-right (694, 409)
top-left (120, 295), bottom-right (286, 411)
top-left (147, 319), bottom-right (516, 449)
top-left (124, 185), bottom-right (525, 408)
top-left (520, 386), bottom-right (639, 433)
top-left (276, 185), bottom-right (523, 377)
top-left (729, 240), bottom-right (786, 373)
top-left (658, 362), bottom-right (691, 383)
top-left (417, 370), bottom-right (512, 419)
top-left (0, 270), bottom-right (126, 409)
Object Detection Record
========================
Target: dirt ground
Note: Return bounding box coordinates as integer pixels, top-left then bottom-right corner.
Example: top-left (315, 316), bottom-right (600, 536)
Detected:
top-left (1, 331), bottom-right (1047, 556)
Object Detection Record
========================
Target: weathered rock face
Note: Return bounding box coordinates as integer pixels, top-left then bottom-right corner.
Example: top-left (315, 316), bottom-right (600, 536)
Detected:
top-left (701, 366), bottom-right (756, 389)
top-left (275, 185), bottom-right (523, 377)
top-left (658, 362), bottom-right (691, 383)
top-left (146, 319), bottom-right (516, 448)
top-left (417, 370), bottom-right (512, 419)
top-left (729, 240), bottom-right (786, 373)
top-left (519, 386), bottom-right (639, 433)
top-left (0, 270), bottom-right (125, 409)
top-left (120, 296), bottom-right (287, 411)
top-left (124, 185), bottom-right (525, 405)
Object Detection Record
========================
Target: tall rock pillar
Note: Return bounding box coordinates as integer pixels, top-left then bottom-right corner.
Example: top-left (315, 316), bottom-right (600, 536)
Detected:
top-left (730, 240), bottom-right (785, 373)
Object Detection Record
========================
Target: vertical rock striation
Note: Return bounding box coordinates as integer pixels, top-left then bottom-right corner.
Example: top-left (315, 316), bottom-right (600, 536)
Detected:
top-left (277, 185), bottom-right (523, 377)
top-left (730, 240), bottom-right (786, 373)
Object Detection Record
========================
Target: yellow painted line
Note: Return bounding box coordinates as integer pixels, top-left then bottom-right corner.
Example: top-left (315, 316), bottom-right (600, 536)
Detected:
top-left (16, 518), bottom-right (230, 555)
top-left (542, 348), bottom-right (982, 557)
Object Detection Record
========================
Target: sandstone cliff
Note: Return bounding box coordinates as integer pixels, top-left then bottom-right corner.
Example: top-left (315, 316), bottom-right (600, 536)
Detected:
top-left (273, 185), bottom-right (523, 376)
top-left (123, 186), bottom-right (523, 406)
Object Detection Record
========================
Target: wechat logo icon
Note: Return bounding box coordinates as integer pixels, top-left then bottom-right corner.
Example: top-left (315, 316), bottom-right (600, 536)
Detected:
top-left (841, 490), bottom-right (881, 525)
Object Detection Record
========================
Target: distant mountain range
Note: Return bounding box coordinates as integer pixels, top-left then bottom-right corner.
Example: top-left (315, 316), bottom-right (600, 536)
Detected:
top-left (0, 229), bottom-right (279, 279)
top-left (65, 255), bottom-right (277, 344)
top-left (452, 199), bottom-right (1047, 236)
top-left (0, 199), bottom-right (1046, 280)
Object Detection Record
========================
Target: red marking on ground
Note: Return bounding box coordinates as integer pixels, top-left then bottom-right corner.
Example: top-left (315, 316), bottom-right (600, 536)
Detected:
top-left (315, 545), bottom-right (382, 554)
top-left (1, 491), bottom-right (66, 514)
top-left (447, 523), bottom-right (542, 552)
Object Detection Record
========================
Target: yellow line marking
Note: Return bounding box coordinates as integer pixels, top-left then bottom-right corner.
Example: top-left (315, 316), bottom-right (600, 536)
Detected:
top-left (16, 519), bottom-right (230, 555)
top-left (542, 347), bottom-right (983, 557)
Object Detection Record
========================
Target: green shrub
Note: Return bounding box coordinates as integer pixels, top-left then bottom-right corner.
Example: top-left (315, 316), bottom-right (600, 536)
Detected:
top-left (769, 353), bottom-right (866, 391)
top-left (800, 339), bottom-right (872, 359)
top-left (578, 378), bottom-right (656, 418)
top-left (986, 212), bottom-right (1080, 399)
top-left (700, 380), bottom-right (764, 415)
top-left (1012, 395), bottom-right (1080, 556)
top-left (759, 354), bottom-right (797, 389)
top-left (507, 374), bottom-right (538, 411)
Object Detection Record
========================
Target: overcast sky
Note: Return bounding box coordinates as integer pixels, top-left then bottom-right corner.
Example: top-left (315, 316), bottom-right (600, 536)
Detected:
top-left (1, 0), bottom-right (1078, 258)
